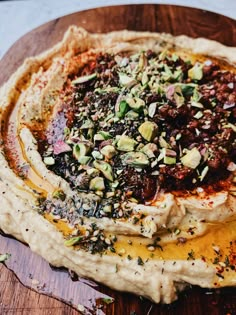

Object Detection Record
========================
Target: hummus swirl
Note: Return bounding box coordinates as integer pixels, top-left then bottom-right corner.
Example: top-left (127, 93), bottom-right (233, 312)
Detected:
top-left (0, 26), bottom-right (235, 303)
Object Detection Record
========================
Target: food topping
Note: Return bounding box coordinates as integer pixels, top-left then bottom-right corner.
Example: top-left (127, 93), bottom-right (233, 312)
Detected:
top-left (40, 50), bottom-right (236, 207)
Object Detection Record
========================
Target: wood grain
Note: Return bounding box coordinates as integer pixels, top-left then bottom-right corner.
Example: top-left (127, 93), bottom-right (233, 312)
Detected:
top-left (0, 4), bottom-right (236, 315)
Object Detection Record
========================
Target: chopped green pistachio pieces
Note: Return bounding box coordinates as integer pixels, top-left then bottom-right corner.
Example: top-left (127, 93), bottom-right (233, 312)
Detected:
top-left (98, 131), bottom-right (113, 140)
top-left (73, 143), bottom-right (91, 160)
top-left (173, 86), bottom-right (185, 107)
top-left (159, 136), bottom-right (171, 149)
top-left (138, 121), bottom-right (158, 142)
top-left (52, 189), bottom-right (66, 201)
top-left (100, 145), bottom-right (117, 159)
top-left (191, 101), bottom-right (204, 109)
top-left (86, 167), bottom-right (100, 177)
top-left (125, 110), bottom-right (139, 120)
top-left (194, 111), bottom-right (203, 119)
top-left (200, 166), bottom-right (209, 181)
top-left (121, 152), bottom-right (150, 168)
top-left (72, 73), bottom-right (97, 84)
top-left (89, 177), bottom-right (105, 191)
top-left (78, 156), bottom-right (92, 165)
top-left (116, 135), bottom-right (137, 151)
top-left (43, 156), bottom-right (55, 165)
top-left (118, 73), bottom-right (136, 87)
top-left (192, 88), bottom-right (202, 102)
top-left (0, 253), bottom-right (11, 263)
top-left (181, 147), bottom-right (201, 169)
top-left (116, 100), bottom-right (129, 118)
top-left (188, 63), bottom-right (203, 81)
top-left (92, 150), bottom-right (103, 160)
top-left (126, 97), bottom-right (145, 111)
top-left (140, 143), bottom-right (158, 158)
top-left (93, 160), bottom-right (114, 181)
top-left (164, 156), bottom-right (176, 165)
top-left (80, 120), bottom-right (94, 129)
top-left (102, 298), bottom-right (114, 305)
top-left (64, 236), bottom-right (83, 247)
top-left (158, 148), bottom-right (177, 164)
top-left (148, 102), bottom-right (157, 118)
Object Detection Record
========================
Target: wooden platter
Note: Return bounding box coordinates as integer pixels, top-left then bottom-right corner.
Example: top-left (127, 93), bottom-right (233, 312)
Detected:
top-left (0, 4), bottom-right (236, 315)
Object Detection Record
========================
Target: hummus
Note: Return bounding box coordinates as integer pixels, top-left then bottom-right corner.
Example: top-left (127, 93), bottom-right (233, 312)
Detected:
top-left (0, 26), bottom-right (235, 304)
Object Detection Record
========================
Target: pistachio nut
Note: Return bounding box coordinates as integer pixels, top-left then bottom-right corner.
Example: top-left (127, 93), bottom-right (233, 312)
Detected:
top-left (126, 97), bottom-right (145, 111)
top-left (188, 63), bottom-right (203, 81)
top-left (118, 73), bottom-right (136, 87)
top-left (121, 152), bottom-right (149, 168)
top-left (100, 145), bottom-right (117, 159)
top-left (89, 177), bottom-right (105, 191)
top-left (140, 143), bottom-right (158, 158)
top-left (72, 73), bottom-right (97, 85)
top-left (138, 121), bottom-right (158, 142)
top-left (181, 147), bottom-right (201, 169)
top-left (73, 143), bottom-right (91, 160)
top-left (116, 135), bottom-right (137, 152)
top-left (93, 160), bottom-right (114, 181)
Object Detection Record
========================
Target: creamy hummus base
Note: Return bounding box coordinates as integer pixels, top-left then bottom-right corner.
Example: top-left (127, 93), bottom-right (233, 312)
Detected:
top-left (0, 26), bottom-right (235, 303)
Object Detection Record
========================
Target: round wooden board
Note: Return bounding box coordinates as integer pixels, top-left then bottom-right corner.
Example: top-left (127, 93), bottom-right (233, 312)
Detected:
top-left (0, 4), bottom-right (236, 315)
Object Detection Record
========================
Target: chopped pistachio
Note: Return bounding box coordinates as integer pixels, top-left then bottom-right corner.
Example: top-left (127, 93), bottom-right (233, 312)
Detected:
top-left (72, 73), bottom-right (97, 84)
top-left (141, 71), bottom-right (149, 85)
top-left (159, 136), bottom-right (171, 149)
top-left (200, 166), bottom-right (209, 181)
top-left (94, 133), bottom-right (105, 141)
top-left (119, 73), bottom-right (136, 87)
top-left (126, 110), bottom-right (139, 120)
top-left (188, 63), bottom-right (203, 80)
top-left (164, 156), bottom-right (176, 165)
top-left (73, 143), bottom-right (91, 160)
top-left (192, 88), bottom-right (202, 102)
top-left (89, 177), bottom-right (105, 191)
top-left (160, 148), bottom-right (177, 164)
top-left (140, 143), bottom-right (158, 158)
top-left (106, 191), bottom-right (115, 198)
top-left (116, 135), bottom-right (137, 152)
top-left (52, 189), bottom-right (66, 201)
top-left (148, 102), bottom-right (157, 118)
top-left (43, 156), bottom-right (55, 165)
top-left (78, 156), bottom-right (92, 165)
top-left (103, 205), bottom-right (112, 213)
top-left (126, 97), bottom-right (145, 111)
top-left (92, 150), bottom-right (103, 160)
top-left (116, 100), bottom-right (129, 118)
top-left (181, 147), bottom-right (201, 169)
top-left (98, 131), bottom-right (113, 140)
top-left (86, 167), bottom-right (100, 177)
top-left (174, 86), bottom-right (185, 107)
top-left (121, 152), bottom-right (149, 168)
top-left (80, 119), bottom-right (94, 129)
top-left (64, 236), bottom-right (83, 247)
top-left (93, 160), bottom-right (114, 181)
top-left (194, 111), bottom-right (203, 119)
top-left (180, 83), bottom-right (197, 96)
top-left (138, 52), bottom-right (147, 71)
top-left (138, 121), bottom-right (158, 142)
top-left (0, 253), bottom-right (11, 262)
top-left (100, 145), bottom-right (117, 159)
top-left (173, 69), bottom-right (183, 81)
top-left (171, 53), bottom-right (179, 62)
top-left (191, 101), bottom-right (204, 109)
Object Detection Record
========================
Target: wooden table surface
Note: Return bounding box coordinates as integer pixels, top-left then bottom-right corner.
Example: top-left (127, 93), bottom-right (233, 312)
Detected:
top-left (0, 4), bottom-right (236, 315)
